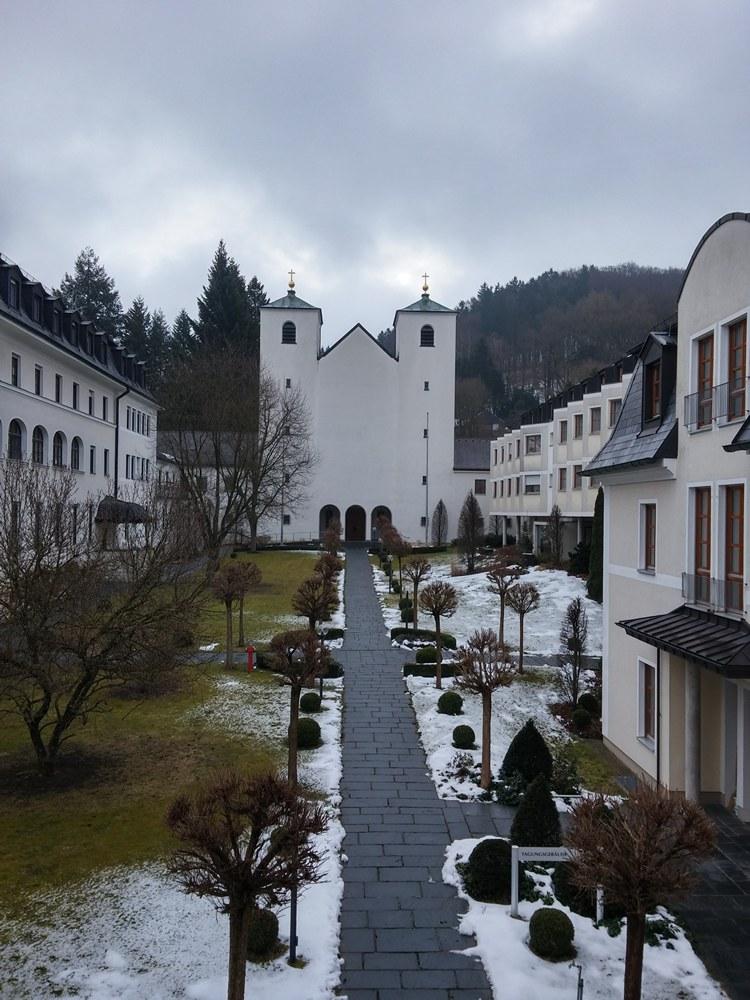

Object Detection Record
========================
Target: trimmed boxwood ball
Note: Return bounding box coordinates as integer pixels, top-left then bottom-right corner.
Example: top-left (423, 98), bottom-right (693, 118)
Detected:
top-left (571, 707), bottom-right (592, 733)
top-left (416, 646), bottom-right (438, 664)
top-left (300, 692), bottom-right (322, 713)
top-left (297, 717), bottom-right (321, 748)
top-left (453, 724), bottom-right (475, 749)
top-left (577, 692), bottom-right (600, 716)
top-left (502, 719), bottom-right (553, 785)
top-left (510, 775), bottom-right (561, 847)
top-left (246, 907), bottom-right (280, 961)
top-left (529, 907), bottom-right (575, 961)
top-left (437, 691), bottom-right (463, 715)
top-left (462, 837), bottom-right (514, 902)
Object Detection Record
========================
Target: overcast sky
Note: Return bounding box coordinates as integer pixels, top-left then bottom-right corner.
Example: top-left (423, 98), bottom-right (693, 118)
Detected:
top-left (1, 0), bottom-right (748, 341)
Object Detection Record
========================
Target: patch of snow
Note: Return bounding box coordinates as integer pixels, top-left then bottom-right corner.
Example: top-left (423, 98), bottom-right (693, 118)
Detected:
top-left (199, 642), bottom-right (219, 652)
top-left (443, 837), bottom-right (727, 1000)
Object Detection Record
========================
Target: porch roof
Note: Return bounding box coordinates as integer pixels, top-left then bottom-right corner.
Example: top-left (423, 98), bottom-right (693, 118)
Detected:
top-left (617, 604), bottom-right (750, 678)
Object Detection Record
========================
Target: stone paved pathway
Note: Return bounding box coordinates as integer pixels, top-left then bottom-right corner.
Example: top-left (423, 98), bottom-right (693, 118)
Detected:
top-left (337, 548), bottom-right (512, 999)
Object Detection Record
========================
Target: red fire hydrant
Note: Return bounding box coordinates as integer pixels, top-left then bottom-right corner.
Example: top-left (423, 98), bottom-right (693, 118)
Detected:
top-left (246, 646), bottom-right (255, 672)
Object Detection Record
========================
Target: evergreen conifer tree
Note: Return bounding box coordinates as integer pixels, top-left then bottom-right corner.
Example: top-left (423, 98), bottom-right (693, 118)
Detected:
top-left (247, 274), bottom-right (269, 360)
top-left (59, 247), bottom-right (123, 339)
top-left (147, 309), bottom-right (171, 392)
top-left (510, 775), bottom-right (561, 846)
top-left (170, 309), bottom-right (197, 364)
top-left (122, 296), bottom-right (151, 358)
top-left (193, 241), bottom-right (254, 351)
top-left (587, 487), bottom-right (604, 603)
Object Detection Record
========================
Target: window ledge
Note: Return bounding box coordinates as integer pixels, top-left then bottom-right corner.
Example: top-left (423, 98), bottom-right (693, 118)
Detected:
top-left (637, 736), bottom-right (656, 753)
top-left (637, 567), bottom-right (656, 576)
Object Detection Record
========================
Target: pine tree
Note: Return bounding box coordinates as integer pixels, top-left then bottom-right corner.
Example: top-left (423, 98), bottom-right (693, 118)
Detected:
top-left (587, 487), bottom-right (604, 603)
top-left (193, 241), bottom-right (254, 351)
top-left (510, 775), bottom-right (561, 847)
top-left (147, 309), bottom-right (171, 392)
top-left (59, 247), bottom-right (123, 339)
top-left (122, 296), bottom-right (151, 358)
top-left (170, 309), bottom-right (197, 365)
top-left (247, 275), bottom-right (269, 360)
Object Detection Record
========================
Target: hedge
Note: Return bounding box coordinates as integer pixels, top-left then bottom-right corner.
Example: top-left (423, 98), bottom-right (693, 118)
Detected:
top-left (403, 663), bottom-right (458, 678)
top-left (390, 627), bottom-right (457, 649)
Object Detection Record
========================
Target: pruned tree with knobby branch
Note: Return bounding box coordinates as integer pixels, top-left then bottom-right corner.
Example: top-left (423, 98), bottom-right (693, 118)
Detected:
top-left (455, 629), bottom-right (516, 789)
top-left (419, 580), bottom-right (458, 689)
top-left (292, 574), bottom-right (338, 633)
top-left (402, 557), bottom-right (432, 629)
top-left (166, 770), bottom-right (327, 1000)
top-left (486, 559), bottom-right (521, 646)
top-left (506, 581), bottom-right (541, 674)
top-left (566, 783), bottom-right (716, 1000)
top-left (381, 524), bottom-right (411, 590)
top-left (270, 629), bottom-right (329, 788)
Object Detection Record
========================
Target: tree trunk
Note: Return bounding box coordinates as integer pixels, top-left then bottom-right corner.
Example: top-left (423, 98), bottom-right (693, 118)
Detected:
top-left (623, 910), bottom-right (647, 1000)
top-left (225, 601), bottom-right (234, 669)
top-left (238, 595), bottom-right (245, 648)
top-left (288, 685), bottom-right (300, 789)
top-left (227, 904), bottom-right (252, 1000)
top-left (413, 582), bottom-right (419, 629)
top-left (499, 597), bottom-right (505, 646)
top-left (28, 722), bottom-right (55, 776)
top-left (518, 613), bottom-right (525, 674)
top-left (481, 692), bottom-right (492, 789)
top-left (434, 616), bottom-right (442, 690)
top-left (249, 517), bottom-right (259, 553)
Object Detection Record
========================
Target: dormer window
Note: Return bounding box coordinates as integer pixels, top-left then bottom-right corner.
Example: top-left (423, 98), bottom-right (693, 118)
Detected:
top-left (8, 279), bottom-right (19, 309)
top-left (52, 310), bottom-right (62, 335)
top-left (71, 321), bottom-right (79, 346)
top-left (420, 325), bottom-right (435, 347)
top-left (32, 296), bottom-right (43, 322)
top-left (645, 360), bottom-right (661, 421)
top-left (282, 321), bottom-right (296, 345)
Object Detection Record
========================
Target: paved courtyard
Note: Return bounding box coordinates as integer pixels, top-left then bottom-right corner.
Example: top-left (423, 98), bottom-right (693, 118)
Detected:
top-left (337, 548), bottom-right (511, 999)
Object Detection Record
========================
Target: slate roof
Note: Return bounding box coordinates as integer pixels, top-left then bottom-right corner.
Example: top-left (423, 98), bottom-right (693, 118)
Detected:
top-left (319, 323), bottom-right (397, 361)
top-left (584, 333), bottom-right (678, 477)
top-left (724, 415), bottom-right (750, 452)
top-left (618, 605), bottom-right (750, 678)
top-left (263, 289), bottom-right (323, 322)
top-left (393, 293), bottom-right (456, 326)
top-left (454, 437), bottom-right (491, 471)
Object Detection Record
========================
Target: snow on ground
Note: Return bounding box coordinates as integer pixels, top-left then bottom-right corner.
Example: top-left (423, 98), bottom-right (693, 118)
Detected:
top-left (1, 677), bottom-right (345, 1000)
top-left (408, 672), bottom-right (567, 799)
top-left (443, 838), bottom-right (727, 1000)
top-left (373, 561), bottom-right (602, 656)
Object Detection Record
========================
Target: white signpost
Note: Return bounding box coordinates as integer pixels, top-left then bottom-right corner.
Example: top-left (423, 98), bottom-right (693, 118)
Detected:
top-left (510, 845), bottom-right (604, 924)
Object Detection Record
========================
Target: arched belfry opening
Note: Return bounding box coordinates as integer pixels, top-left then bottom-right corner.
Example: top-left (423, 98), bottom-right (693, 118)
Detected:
top-left (345, 505), bottom-right (366, 542)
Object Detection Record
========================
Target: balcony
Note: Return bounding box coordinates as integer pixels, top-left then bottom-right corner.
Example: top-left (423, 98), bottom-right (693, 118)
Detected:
top-left (683, 378), bottom-right (749, 431)
top-left (682, 572), bottom-right (744, 614)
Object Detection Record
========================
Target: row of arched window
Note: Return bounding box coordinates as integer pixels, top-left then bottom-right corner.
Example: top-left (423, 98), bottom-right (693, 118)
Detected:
top-left (6, 419), bottom-right (83, 471)
top-left (281, 322), bottom-right (436, 347)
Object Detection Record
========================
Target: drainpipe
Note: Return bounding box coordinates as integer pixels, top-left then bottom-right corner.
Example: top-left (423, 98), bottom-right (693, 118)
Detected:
top-left (656, 648), bottom-right (661, 788)
top-left (114, 387), bottom-right (131, 499)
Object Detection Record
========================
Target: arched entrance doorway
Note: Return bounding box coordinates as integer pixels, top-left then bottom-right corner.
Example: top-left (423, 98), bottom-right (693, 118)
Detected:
top-left (319, 504), bottom-right (341, 539)
top-left (370, 505), bottom-right (392, 541)
top-left (345, 505), bottom-right (366, 542)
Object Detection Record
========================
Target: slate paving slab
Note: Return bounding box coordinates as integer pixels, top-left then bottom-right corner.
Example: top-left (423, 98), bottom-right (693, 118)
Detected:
top-left (337, 548), bottom-right (511, 999)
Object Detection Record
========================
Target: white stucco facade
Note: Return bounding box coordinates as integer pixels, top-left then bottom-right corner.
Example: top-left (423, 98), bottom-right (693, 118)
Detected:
top-left (259, 284), bottom-right (489, 543)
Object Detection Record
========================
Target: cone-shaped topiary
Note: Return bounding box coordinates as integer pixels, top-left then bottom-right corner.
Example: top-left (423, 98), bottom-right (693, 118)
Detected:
top-left (246, 907), bottom-right (280, 960)
top-left (502, 719), bottom-right (553, 786)
top-left (577, 691), bottom-right (600, 716)
top-left (510, 775), bottom-right (561, 847)
top-left (297, 717), bottom-right (322, 749)
top-left (453, 724), bottom-right (476, 749)
top-left (529, 907), bottom-right (575, 960)
top-left (300, 692), bottom-right (322, 713)
top-left (437, 691), bottom-right (463, 715)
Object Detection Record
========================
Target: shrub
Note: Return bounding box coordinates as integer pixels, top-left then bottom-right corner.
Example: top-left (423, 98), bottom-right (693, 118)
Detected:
top-left (246, 907), bottom-right (280, 961)
top-left (577, 691), bottom-right (600, 716)
top-left (402, 663), bottom-right (458, 678)
top-left (453, 724), bottom-right (475, 749)
top-left (254, 650), bottom-right (272, 670)
top-left (326, 660), bottom-right (344, 678)
top-left (416, 645), bottom-right (438, 664)
top-left (400, 605), bottom-right (413, 626)
top-left (297, 717), bottom-right (321, 748)
top-left (528, 907), bottom-right (575, 961)
top-left (502, 720), bottom-right (553, 786)
top-left (300, 692), bottom-right (322, 713)
top-left (390, 627), bottom-right (457, 649)
top-left (461, 838), bottom-right (514, 903)
top-left (571, 707), bottom-right (592, 734)
top-left (551, 862), bottom-right (625, 921)
top-left (567, 540), bottom-right (590, 576)
top-left (437, 691), bottom-right (463, 715)
top-left (510, 775), bottom-right (561, 847)
top-left (173, 628), bottom-right (195, 649)
top-left (391, 580), bottom-right (401, 594)
top-left (399, 596), bottom-right (412, 612)
top-left (550, 742), bottom-right (581, 796)
top-left (319, 627), bottom-right (344, 641)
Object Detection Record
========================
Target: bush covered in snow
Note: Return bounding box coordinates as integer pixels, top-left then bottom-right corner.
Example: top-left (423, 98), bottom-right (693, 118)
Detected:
top-left (437, 691), bottom-right (463, 715)
top-left (529, 906), bottom-right (575, 961)
top-left (501, 719), bottom-right (553, 786)
top-left (390, 626), bottom-right (457, 648)
top-left (510, 775), bottom-right (561, 847)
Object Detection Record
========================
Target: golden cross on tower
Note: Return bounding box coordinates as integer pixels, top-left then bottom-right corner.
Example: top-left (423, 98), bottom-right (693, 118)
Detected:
top-left (422, 272), bottom-right (430, 294)
top-left (288, 268), bottom-right (296, 290)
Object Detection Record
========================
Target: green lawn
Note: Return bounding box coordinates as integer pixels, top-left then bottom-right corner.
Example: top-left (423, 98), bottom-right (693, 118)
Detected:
top-left (196, 549), bottom-right (318, 651)
top-left (568, 737), bottom-right (623, 795)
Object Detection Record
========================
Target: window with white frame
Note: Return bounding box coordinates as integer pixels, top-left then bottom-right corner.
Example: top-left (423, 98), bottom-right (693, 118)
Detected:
top-left (524, 474), bottom-right (541, 495)
top-left (638, 659), bottom-right (656, 746)
top-left (558, 467), bottom-right (567, 491)
top-left (559, 420), bottom-right (568, 444)
top-left (525, 434), bottom-right (541, 455)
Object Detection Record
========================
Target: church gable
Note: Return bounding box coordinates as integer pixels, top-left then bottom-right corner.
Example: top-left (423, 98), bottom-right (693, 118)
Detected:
top-left (320, 323), bottom-right (397, 365)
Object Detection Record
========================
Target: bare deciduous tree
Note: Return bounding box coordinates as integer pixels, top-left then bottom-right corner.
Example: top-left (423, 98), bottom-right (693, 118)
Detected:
top-left (458, 491), bottom-right (485, 573)
top-left (314, 552), bottom-right (343, 584)
top-left (486, 559), bottom-right (521, 646)
top-left (270, 629), bottom-right (329, 788)
top-left (292, 574), bottom-right (338, 633)
top-left (166, 770), bottom-right (327, 1000)
top-left (381, 524), bottom-right (412, 591)
top-left (558, 596), bottom-right (588, 707)
top-left (419, 580), bottom-right (458, 690)
top-left (506, 581), bottom-right (541, 674)
top-left (235, 562), bottom-right (262, 648)
top-left (567, 784), bottom-right (716, 1000)
top-left (0, 461), bottom-right (204, 776)
top-left (431, 499), bottom-right (448, 545)
top-left (455, 629), bottom-right (516, 789)
top-left (211, 563), bottom-right (246, 669)
top-left (322, 518), bottom-right (341, 555)
top-left (403, 557), bottom-right (432, 629)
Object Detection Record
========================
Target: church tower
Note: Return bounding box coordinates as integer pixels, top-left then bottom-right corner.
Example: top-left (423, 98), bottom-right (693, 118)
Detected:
top-left (259, 272), bottom-right (323, 393)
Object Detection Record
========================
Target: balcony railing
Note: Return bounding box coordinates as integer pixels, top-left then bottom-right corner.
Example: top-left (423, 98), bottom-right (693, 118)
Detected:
top-left (683, 378), bottom-right (749, 430)
top-left (682, 572), bottom-right (744, 614)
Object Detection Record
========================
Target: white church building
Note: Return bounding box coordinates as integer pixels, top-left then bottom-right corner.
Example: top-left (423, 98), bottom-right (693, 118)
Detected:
top-left (260, 278), bottom-right (490, 543)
